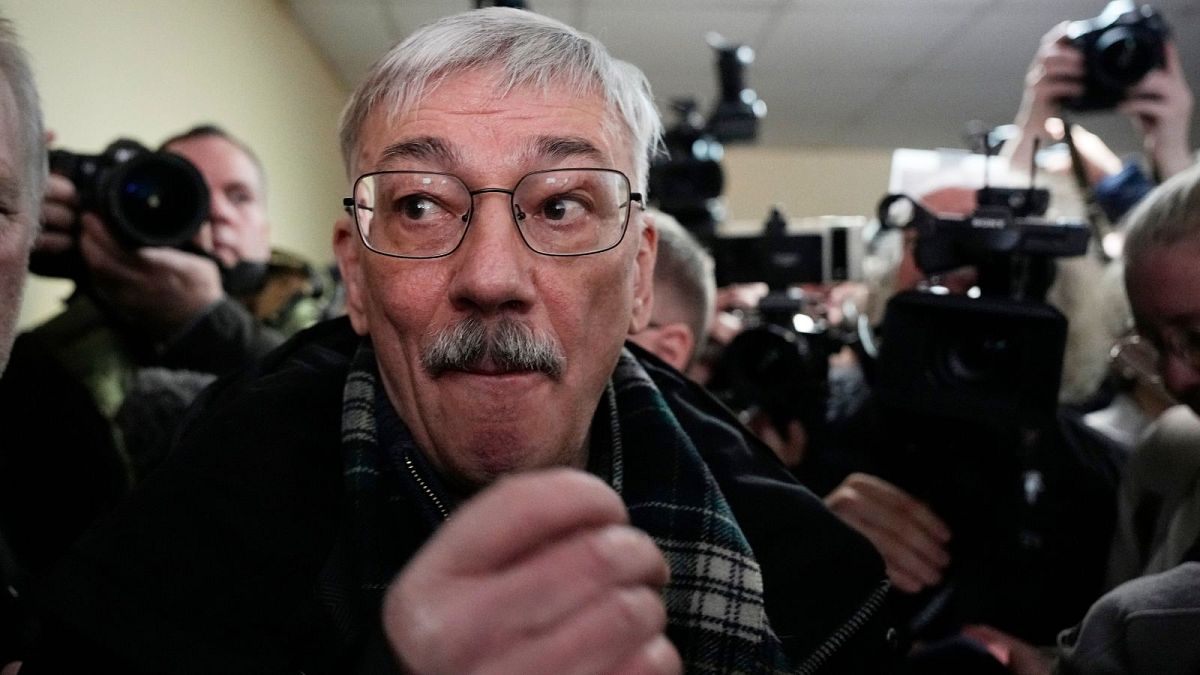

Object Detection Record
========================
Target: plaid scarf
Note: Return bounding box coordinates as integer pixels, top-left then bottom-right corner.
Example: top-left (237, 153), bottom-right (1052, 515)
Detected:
top-left (340, 341), bottom-right (794, 673)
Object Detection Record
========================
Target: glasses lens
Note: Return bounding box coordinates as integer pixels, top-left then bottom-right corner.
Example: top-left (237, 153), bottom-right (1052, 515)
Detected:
top-left (513, 169), bottom-right (630, 255)
top-left (353, 172), bottom-right (471, 257)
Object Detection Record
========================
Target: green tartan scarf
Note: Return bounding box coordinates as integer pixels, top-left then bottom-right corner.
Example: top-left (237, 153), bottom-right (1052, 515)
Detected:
top-left (341, 341), bottom-right (794, 673)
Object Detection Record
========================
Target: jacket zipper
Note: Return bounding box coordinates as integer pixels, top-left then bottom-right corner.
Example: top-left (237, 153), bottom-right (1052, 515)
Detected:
top-left (794, 579), bottom-right (892, 675)
top-left (404, 455), bottom-right (449, 520)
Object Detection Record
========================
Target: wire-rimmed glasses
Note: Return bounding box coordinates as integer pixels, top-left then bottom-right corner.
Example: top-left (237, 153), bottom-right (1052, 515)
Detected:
top-left (342, 168), bottom-right (642, 259)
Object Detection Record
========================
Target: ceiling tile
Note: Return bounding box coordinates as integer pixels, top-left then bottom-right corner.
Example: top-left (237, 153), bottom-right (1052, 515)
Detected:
top-left (754, 4), bottom-right (981, 76)
top-left (288, 0), bottom-right (398, 88)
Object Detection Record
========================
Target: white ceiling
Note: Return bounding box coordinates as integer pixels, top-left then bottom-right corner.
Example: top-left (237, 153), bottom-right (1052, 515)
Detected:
top-left (287, 0), bottom-right (1200, 155)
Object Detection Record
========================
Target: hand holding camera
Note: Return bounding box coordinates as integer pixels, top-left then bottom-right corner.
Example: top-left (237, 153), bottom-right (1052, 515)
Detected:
top-left (76, 211), bottom-right (222, 340)
top-left (1014, 3), bottom-right (1191, 183)
top-left (35, 138), bottom-right (226, 340)
top-left (1120, 41), bottom-right (1194, 179)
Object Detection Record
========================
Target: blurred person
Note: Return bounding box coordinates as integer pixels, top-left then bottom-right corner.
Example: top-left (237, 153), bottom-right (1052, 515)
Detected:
top-left (16, 9), bottom-right (894, 674)
top-left (0, 12), bottom-right (47, 667)
top-left (628, 209), bottom-right (715, 372)
top-left (961, 159), bottom-right (1200, 675)
top-left (0, 15), bottom-right (42, 373)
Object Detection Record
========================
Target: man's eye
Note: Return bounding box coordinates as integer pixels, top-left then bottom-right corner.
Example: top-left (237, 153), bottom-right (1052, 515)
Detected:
top-left (540, 197), bottom-right (586, 221)
top-left (398, 196), bottom-right (441, 220)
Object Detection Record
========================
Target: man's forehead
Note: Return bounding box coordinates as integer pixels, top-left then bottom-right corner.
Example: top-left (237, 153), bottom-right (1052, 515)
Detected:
top-left (0, 77), bottom-right (27, 207)
top-left (354, 73), bottom-right (633, 176)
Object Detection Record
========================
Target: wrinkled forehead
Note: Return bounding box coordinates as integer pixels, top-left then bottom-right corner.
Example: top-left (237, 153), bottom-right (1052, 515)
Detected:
top-left (352, 68), bottom-right (636, 177)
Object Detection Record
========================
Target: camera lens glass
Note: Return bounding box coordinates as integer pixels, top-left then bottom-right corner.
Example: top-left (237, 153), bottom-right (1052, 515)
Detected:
top-left (108, 154), bottom-right (209, 247)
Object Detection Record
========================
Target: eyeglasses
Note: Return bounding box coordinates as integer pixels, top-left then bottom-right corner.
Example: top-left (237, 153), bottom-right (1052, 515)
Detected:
top-left (342, 168), bottom-right (642, 259)
top-left (1139, 324), bottom-right (1200, 372)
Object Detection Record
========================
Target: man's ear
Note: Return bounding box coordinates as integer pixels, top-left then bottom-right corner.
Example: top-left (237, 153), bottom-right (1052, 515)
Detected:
top-left (629, 212), bottom-right (657, 334)
top-left (333, 215), bottom-right (370, 336)
top-left (633, 322), bottom-right (694, 372)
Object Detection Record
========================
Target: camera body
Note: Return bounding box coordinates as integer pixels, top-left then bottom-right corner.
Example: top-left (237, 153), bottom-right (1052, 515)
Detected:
top-left (712, 209), bottom-right (866, 288)
top-left (1064, 0), bottom-right (1169, 112)
top-left (49, 139), bottom-right (209, 249)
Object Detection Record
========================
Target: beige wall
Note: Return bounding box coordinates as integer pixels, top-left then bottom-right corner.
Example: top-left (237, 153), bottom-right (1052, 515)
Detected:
top-left (12, 0), bottom-right (348, 329)
top-left (721, 145), bottom-right (893, 227)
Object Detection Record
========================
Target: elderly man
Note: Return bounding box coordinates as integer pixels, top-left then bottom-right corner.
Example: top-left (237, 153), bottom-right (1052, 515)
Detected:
top-left (0, 17), bottom-right (41, 372)
top-left (21, 9), bottom-right (890, 674)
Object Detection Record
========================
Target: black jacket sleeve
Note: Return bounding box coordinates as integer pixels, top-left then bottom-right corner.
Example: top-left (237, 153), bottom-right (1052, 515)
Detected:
top-left (157, 298), bottom-right (285, 375)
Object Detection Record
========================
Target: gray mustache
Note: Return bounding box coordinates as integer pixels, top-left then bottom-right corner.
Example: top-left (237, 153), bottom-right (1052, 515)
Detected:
top-left (421, 316), bottom-right (565, 378)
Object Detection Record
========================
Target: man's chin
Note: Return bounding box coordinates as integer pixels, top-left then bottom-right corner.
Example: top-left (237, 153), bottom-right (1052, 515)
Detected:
top-left (439, 436), bottom-right (579, 490)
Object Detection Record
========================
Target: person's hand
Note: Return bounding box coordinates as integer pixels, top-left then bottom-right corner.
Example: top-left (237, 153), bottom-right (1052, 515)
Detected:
top-left (36, 173), bottom-right (79, 257)
top-left (1016, 23), bottom-right (1085, 143)
top-left (1122, 41), bottom-right (1194, 179)
top-left (824, 473), bottom-right (951, 594)
top-left (961, 624), bottom-right (1053, 675)
top-left (79, 213), bottom-right (224, 339)
top-left (1, 661), bottom-right (20, 675)
top-left (382, 469), bottom-right (682, 675)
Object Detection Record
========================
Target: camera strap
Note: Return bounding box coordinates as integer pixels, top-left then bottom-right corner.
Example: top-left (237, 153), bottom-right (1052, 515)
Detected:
top-left (1061, 117), bottom-right (1115, 263)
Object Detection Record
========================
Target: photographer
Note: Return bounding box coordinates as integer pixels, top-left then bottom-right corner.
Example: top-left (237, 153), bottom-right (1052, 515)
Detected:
top-left (1008, 20), bottom-right (1194, 222)
top-left (0, 125), bottom-right (331, 660)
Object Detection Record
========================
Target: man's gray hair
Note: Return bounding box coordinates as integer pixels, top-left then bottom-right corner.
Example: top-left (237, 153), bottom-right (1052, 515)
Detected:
top-left (338, 7), bottom-right (663, 191)
top-left (650, 209), bottom-right (715, 363)
top-left (1123, 161), bottom-right (1200, 266)
top-left (0, 16), bottom-right (46, 216)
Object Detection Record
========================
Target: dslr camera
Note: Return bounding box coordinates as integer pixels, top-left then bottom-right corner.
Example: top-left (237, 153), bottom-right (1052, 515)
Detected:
top-left (48, 139), bottom-right (209, 249)
top-left (1063, 0), bottom-right (1170, 111)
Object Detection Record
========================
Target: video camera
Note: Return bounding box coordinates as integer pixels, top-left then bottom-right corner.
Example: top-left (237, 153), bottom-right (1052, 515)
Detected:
top-left (869, 176), bottom-right (1108, 642)
top-left (648, 32), bottom-right (765, 236)
top-left (874, 184), bottom-right (1089, 425)
top-left (1063, 0), bottom-right (1170, 112)
top-left (877, 187), bottom-right (1089, 300)
top-left (704, 209), bottom-right (870, 457)
top-left (713, 208), bottom-right (866, 289)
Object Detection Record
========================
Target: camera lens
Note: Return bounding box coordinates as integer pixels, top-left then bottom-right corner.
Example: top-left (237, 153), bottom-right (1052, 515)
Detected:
top-left (939, 332), bottom-right (1015, 385)
top-left (1094, 27), bottom-right (1158, 86)
top-left (105, 153), bottom-right (209, 248)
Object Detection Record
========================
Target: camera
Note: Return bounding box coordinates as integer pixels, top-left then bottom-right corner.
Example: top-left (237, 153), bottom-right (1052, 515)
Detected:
top-left (877, 189), bottom-right (1088, 299)
top-left (648, 33), bottom-right (765, 236)
top-left (1063, 0), bottom-right (1169, 112)
top-left (48, 139), bottom-right (209, 249)
top-left (712, 208), bottom-right (866, 288)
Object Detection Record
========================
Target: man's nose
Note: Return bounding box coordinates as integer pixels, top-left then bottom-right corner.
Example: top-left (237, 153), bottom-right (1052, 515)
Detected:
top-left (1160, 352), bottom-right (1200, 402)
top-left (447, 193), bottom-right (535, 315)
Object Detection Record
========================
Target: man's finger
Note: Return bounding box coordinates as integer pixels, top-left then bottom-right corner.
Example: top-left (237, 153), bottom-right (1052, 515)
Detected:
top-left (846, 474), bottom-right (951, 543)
top-left (477, 585), bottom-right (672, 675)
top-left (839, 508), bottom-right (945, 587)
top-left (43, 173), bottom-right (76, 205)
top-left (487, 523), bottom-right (670, 635)
top-left (417, 469), bottom-right (630, 575)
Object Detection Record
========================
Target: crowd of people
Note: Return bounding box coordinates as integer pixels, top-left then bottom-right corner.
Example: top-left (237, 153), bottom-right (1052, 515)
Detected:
top-left (0, 4), bottom-right (1197, 674)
